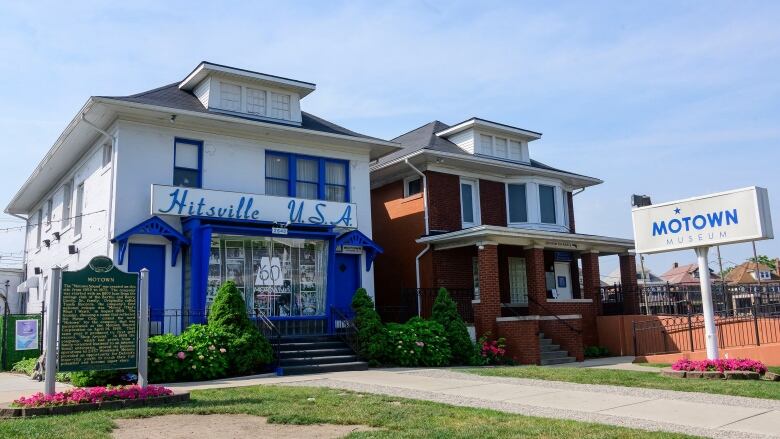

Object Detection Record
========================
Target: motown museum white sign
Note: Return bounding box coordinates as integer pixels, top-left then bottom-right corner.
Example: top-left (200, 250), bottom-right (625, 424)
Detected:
top-left (151, 185), bottom-right (358, 228)
top-left (632, 187), bottom-right (773, 254)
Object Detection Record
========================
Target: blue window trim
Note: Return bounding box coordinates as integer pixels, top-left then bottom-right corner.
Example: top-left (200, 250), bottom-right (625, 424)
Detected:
top-left (173, 137), bottom-right (204, 188)
top-left (265, 150), bottom-right (350, 202)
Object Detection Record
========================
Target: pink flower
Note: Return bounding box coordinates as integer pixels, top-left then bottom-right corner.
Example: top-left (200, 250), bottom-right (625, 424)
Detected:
top-left (219, 348), bottom-right (227, 353)
top-left (186, 346), bottom-right (194, 352)
top-left (177, 351), bottom-right (186, 360)
top-left (415, 341), bottom-right (425, 347)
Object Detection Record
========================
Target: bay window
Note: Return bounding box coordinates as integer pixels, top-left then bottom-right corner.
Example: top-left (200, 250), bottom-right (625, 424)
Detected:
top-left (265, 151), bottom-right (349, 202)
top-left (507, 183), bottom-right (528, 223)
top-left (460, 178), bottom-right (479, 228)
top-left (539, 185), bottom-right (557, 224)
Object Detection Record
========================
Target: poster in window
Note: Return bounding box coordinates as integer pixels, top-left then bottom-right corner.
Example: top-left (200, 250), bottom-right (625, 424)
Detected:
top-left (226, 261), bottom-right (244, 287)
top-left (15, 319), bottom-right (38, 351)
top-left (557, 276), bottom-right (567, 288)
top-left (225, 241), bottom-right (244, 260)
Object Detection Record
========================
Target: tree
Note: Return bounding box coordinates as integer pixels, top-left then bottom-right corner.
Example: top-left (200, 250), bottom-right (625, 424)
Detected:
top-left (351, 288), bottom-right (386, 365)
top-left (430, 288), bottom-right (476, 365)
top-left (747, 255), bottom-right (776, 271)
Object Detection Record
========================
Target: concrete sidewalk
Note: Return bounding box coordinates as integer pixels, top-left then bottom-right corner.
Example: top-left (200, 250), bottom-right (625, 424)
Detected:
top-left (167, 368), bottom-right (780, 439)
top-left (0, 372), bottom-right (72, 404)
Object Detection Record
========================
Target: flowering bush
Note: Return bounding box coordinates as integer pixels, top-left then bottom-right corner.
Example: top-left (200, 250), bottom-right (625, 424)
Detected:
top-left (12, 385), bottom-right (173, 407)
top-left (671, 358), bottom-right (767, 374)
top-left (476, 334), bottom-right (510, 365)
top-left (383, 318), bottom-right (451, 367)
top-left (148, 324), bottom-right (230, 383)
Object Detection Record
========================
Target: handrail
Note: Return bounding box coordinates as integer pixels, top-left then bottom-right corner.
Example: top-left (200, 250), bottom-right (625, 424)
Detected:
top-left (330, 306), bottom-right (360, 356)
top-left (252, 309), bottom-right (282, 370)
top-left (527, 296), bottom-right (582, 334)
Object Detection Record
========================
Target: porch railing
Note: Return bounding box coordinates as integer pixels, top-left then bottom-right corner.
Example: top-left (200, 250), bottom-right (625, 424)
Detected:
top-left (378, 288), bottom-right (475, 323)
top-left (330, 306), bottom-right (360, 356)
top-left (527, 296), bottom-right (582, 335)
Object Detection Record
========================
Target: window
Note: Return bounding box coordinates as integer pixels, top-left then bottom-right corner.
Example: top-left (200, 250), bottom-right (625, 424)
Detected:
top-left (265, 152), bottom-right (349, 202)
top-left (508, 257), bottom-right (528, 304)
top-left (325, 161), bottom-right (348, 202)
top-left (479, 134), bottom-right (493, 155)
top-left (296, 158), bottom-right (319, 199)
top-left (404, 177), bottom-right (422, 197)
top-left (62, 180), bottom-right (72, 229)
top-left (509, 140), bottom-right (523, 161)
top-left (460, 179), bottom-right (478, 227)
top-left (246, 87), bottom-right (267, 115)
top-left (759, 271), bottom-right (771, 280)
top-left (173, 138), bottom-right (202, 188)
top-left (220, 82), bottom-right (242, 112)
top-left (472, 257), bottom-right (480, 301)
top-left (74, 183), bottom-right (84, 235)
top-left (102, 142), bottom-right (112, 167)
top-left (45, 199), bottom-right (53, 227)
top-left (265, 153), bottom-right (290, 196)
top-left (507, 183), bottom-right (527, 223)
top-left (270, 93), bottom-right (291, 119)
top-left (494, 137), bottom-right (507, 158)
top-left (36, 209), bottom-right (42, 248)
top-left (539, 184), bottom-right (557, 224)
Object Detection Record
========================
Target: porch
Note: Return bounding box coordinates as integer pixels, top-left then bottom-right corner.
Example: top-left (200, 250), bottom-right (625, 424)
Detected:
top-left (415, 225), bottom-right (636, 364)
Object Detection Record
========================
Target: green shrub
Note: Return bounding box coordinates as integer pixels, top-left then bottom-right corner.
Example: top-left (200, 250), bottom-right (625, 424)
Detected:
top-left (148, 325), bottom-right (232, 383)
top-left (207, 281), bottom-right (273, 375)
top-left (430, 287), bottom-right (476, 365)
top-left (69, 370), bottom-right (129, 387)
top-left (351, 288), bottom-right (386, 365)
top-left (584, 346), bottom-right (610, 358)
top-left (148, 333), bottom-right (183, 383)
top-left (384, 318), bottom-right (451, 367)
top-left (11, 357), bottom-right (72, 383)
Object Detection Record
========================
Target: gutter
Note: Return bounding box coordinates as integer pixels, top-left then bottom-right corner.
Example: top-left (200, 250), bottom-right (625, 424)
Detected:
top-left (80, 114), bottom-right (117, 257)
top-left (405, 159), bottom-right (430, 316)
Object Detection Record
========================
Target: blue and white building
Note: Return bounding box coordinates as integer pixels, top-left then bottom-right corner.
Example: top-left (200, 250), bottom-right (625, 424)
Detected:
top-left (6, 62), bottom-right (397, 335)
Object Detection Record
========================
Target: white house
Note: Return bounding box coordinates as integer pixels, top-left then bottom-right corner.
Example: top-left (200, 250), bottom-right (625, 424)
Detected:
top-left (0, 268), bottom-right (24, 314)
top-left (5, 62), bottom-right (399, 336)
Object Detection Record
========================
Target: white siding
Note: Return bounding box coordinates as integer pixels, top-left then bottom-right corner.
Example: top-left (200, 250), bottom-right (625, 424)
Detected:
top-left (193, 77), bottom-right (211, 108)
top-left (447, 129), bottom-right (475, 154)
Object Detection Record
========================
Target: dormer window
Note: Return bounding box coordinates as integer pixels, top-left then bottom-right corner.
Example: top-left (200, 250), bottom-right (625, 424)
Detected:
top-left (270, 93), bottom-right (291, 119)
top-left (477, 133), bottom-right (526, 162)
top-left (220, 82), bottom-right (242, 112)
top-left (246, 87), bottom-right (267, 115)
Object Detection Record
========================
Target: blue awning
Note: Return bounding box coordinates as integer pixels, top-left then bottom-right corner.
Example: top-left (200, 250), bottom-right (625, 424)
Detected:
top-left (112, 216), bottom-right (190, 267)
top-left (335, 230), bottom-right (383, 271)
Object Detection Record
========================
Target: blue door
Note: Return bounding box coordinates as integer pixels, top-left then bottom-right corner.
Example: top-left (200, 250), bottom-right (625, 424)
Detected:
top-left (128, 244), bottom-right (166, 332)
top-left (334, 254), bottom-right (361, 315)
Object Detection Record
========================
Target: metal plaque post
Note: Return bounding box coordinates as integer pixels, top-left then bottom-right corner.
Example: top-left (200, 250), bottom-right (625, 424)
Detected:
top-left (137, 268), bottom-right (149, 388)
top-left (694, 247), bottom-right (718, 359)
top-left (44, 267), bottom-right (61, 396)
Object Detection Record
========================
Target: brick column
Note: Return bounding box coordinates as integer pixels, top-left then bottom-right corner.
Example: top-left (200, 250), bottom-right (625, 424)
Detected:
top-left (580, 251), bottom-right (601, 312)
top-left (619, 253), bottom-right (640, 314)
top-left (524, 247), bottom-right (546, 315)
top-left (474, 243), bottom-right (500, 338)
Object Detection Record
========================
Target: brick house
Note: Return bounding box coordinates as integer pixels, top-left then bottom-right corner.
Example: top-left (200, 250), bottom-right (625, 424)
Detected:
top-left (370, 118), bottom-right (636, 364)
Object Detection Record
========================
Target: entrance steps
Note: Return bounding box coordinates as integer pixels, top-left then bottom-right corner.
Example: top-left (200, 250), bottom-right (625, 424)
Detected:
top-left (538, 332), bottom-right (576, 365)
top-left (276, 335), bottom-right (368, 376)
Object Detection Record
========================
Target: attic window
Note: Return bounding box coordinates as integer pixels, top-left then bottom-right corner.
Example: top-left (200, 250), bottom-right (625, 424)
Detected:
top-left (270, 93), bottom-right (291, 119)
top-left (246, 87), bottom-right (267, 115)
top-left (220, 82), bottom-right (242, 112)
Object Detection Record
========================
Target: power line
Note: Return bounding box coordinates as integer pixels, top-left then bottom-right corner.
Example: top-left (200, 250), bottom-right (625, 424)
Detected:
top-left (0, 210), bottom-right (106, 233)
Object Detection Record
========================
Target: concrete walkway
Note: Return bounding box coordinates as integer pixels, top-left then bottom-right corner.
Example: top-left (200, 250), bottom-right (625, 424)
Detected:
top-left (0, 372), bottom-right (72, 404)
top-left (546, 355), bottom-right (662, 372)
top-left (165, 368), bottom-right (780, 439)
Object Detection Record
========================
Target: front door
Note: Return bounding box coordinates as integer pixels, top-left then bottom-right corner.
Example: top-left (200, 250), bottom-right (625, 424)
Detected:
top-left (128, 244), bottom-right (166, 334)
top-left (334, 253), bottom-right (361, 315)
top-left (553, 262), bottom-right (572, 300)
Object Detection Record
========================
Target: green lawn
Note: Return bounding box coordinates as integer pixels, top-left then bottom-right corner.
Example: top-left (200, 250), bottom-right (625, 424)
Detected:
top-left (462, 366), bottom-right (780, 400)
top-left (0, 385), bottom-right (695, 439)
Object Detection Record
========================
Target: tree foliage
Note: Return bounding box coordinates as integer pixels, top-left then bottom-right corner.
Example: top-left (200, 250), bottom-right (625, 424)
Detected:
top-left (430, 287), bottom-right (476, 365)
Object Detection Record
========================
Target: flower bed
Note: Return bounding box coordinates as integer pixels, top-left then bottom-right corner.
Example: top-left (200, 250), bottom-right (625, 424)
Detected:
top-left (13, 385), bottom-right (173, 408)
top-left (671, 358), bottom-right (767, 374)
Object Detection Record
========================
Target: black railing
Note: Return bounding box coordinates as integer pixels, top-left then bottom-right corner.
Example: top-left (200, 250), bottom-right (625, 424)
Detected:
top-left (633, 302), bottom-right (780, 356)
top-left (330, 306), bottom-right (360, 356)
top-left (251, 309), bottom-right (282, 370)
top-left (378, 288), bottom-right (475, 323)
top-left (600, 284), bottom-right (626, 315)
top-left (528, 296), bottom-right (582, 335)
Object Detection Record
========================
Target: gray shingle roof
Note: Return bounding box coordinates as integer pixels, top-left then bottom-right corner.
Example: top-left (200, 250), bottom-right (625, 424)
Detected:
top-left (99, 83), bottom-right (376, 139)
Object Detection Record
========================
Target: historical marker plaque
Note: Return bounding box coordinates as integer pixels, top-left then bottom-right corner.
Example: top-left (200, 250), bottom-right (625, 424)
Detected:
top-left (58, 256), bottom-right (139, 372)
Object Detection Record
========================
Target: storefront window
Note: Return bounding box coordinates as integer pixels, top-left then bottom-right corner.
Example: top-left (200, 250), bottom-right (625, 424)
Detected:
top-left (206, 235), bottom-right (328, 317)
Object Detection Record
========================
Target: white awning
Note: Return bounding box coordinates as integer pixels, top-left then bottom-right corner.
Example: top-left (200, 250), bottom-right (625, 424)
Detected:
top-left (16, 277), bottom-right (38, 293)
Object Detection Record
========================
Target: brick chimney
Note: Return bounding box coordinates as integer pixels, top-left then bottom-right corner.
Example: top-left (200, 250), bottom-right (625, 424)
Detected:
top-left (673, 262), bottom-right (679, 269)
top-left (774, 258), bottom-right (780, 276)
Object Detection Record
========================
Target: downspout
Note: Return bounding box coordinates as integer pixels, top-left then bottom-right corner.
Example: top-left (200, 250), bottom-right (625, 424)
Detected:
top-left (405, 159), bottom-right (430, 317)
top-left (80, 114), bottom-right (117, 258)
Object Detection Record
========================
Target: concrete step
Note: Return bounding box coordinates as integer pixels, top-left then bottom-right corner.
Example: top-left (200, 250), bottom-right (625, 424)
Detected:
top-left (540, 356), bottom-right (576, 365)
top-left (278, 341), bottom-right (346, 350)
top-left (541, 350), bottom-right (570, 360)
top-left (278, 347), bottom-right (354, 359)
top-left (278, 361), bottom-right (368, 376)
top-left (538, 338), bottom-right (553, 346)
top-left (539, 343), bottom-right (560, 352)
top-left (278, 355), bottom-right (359, 367)
top-left (279, 335), bottom-right (340, 343)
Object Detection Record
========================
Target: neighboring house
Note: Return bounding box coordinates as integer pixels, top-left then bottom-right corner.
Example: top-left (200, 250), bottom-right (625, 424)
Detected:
top-left (724, 260), bottom-right (780, 285)
top-left (0, 268), bottom-right (24, 314)
top-left (660, 262), bottom-right (720, 286)
top-left (370, 118), bottom-right (636, 364)
top-left (602, 265), bottom-right (665, 286)
top-left (5, 62), bottom-right (399, 341)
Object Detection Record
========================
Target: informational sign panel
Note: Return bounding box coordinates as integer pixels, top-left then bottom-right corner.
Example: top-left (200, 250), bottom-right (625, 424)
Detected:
top-left (632, 187), bottom-right (773, 254)
top-left (151, 184), bottom-right (358, 228)
top-left (14, 319), bottom-right (38, 351)
top-left (58, 256), bottom-right (138, 372)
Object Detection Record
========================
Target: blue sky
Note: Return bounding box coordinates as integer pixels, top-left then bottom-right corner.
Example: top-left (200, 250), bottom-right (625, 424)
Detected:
top-left (0, 1), bottom-right (778, 276)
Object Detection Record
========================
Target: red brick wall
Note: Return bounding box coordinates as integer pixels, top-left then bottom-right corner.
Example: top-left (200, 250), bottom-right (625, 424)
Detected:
top-left (426, 171), bottom-right (461, 232)
top-left (431, 246), bottom-right (476, 290)
top-left (540, 319), bottom-right (584, 361)
top-left (567, 191), bottom-right (576, 233)
top-left (474, 245), bottom-right (500, 338)
top-left (540, 301), bottom-right (599, 347)
top-left (525, 247), bottom-right (547, 314)
top-left (581, 252), bottom-right (601, 307)
top-left (619, 254), bottom-right (640, 314)
top-left (497, 319), bottom-right (540, 364)
top-left (479, 179), bottom-right (507, 227)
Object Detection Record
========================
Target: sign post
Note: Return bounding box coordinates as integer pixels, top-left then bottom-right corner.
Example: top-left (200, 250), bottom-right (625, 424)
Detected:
top-left (137, 268), bottom-right (149, 388)
top-left (631, 187), bottom-right (773, 360)
top-left (44, 267), bottom-right (61, 396)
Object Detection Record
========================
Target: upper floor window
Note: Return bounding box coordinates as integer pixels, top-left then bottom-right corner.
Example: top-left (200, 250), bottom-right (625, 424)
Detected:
top-left (404, 177), bottom-right (422, 197)
top-left (265, 151), bottom-right (349, 202)
top-left (507, 183), bottom-right (528, 223)
top-left (270, 93), bottom-right (291, 119)
top-left (539, 185), bottom-right (557, 224)
top-left (45, 198), bottom-right (53, 227)
top-left (102, 142), bottom-right (112, 168)
top-left (246, 87), bottom-right (267, 115)
top-left (74, 183), bottom-right (84, 236)
top-left (35, 209), bottom-right (42, 248)
top-left (509, 140), bottom-right (523, 161)
top-left (220, 82), bottom-right (242, 112)
top-left (173, 138), bottom-right (203, 188)
top-left (62, 179), bottom-right (73, 229)
top-left (460, 178), bottom-right (479, 228)
top-left (758, 271), bottom-right (771, 280)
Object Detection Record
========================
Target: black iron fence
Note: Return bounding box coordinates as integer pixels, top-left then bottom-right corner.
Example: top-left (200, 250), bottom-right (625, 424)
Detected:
top-left (633, 302), bottom-right (780, 356)
top-left (377, 288), bottom-right (475, 323)
top-left (148, 308), bottom-right (330, 337)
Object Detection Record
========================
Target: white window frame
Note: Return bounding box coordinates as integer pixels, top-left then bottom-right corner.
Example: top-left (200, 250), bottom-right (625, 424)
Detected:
top-left (504, 177), bottom-right (569, 232)
top-left (35, 209), bottom-right (42, 249)
top-left (475, 133), bottom-right (527, 162)
top-left (74, 182), bottom-right (84, 237)
top-left (459, 178), bottom-right (480, 228)
top-left (505, 182), bottom-right (529, 225)
top-left (62, 179), bottom-right (73, 230)
top-left (403, 176), bottom-right (422, 198)
top-left (219, 81), bottom-right (243, 112)
top-left (246, 87), bottom-right (267, 116)
top-left (508, 257), bottom-right (529, 305)
top-left (102, 142), bottom-right (112, 168)
top-left (269, 92), bottom-right (291, 120)
top-left (45, 198), bottom-right (53, 229)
